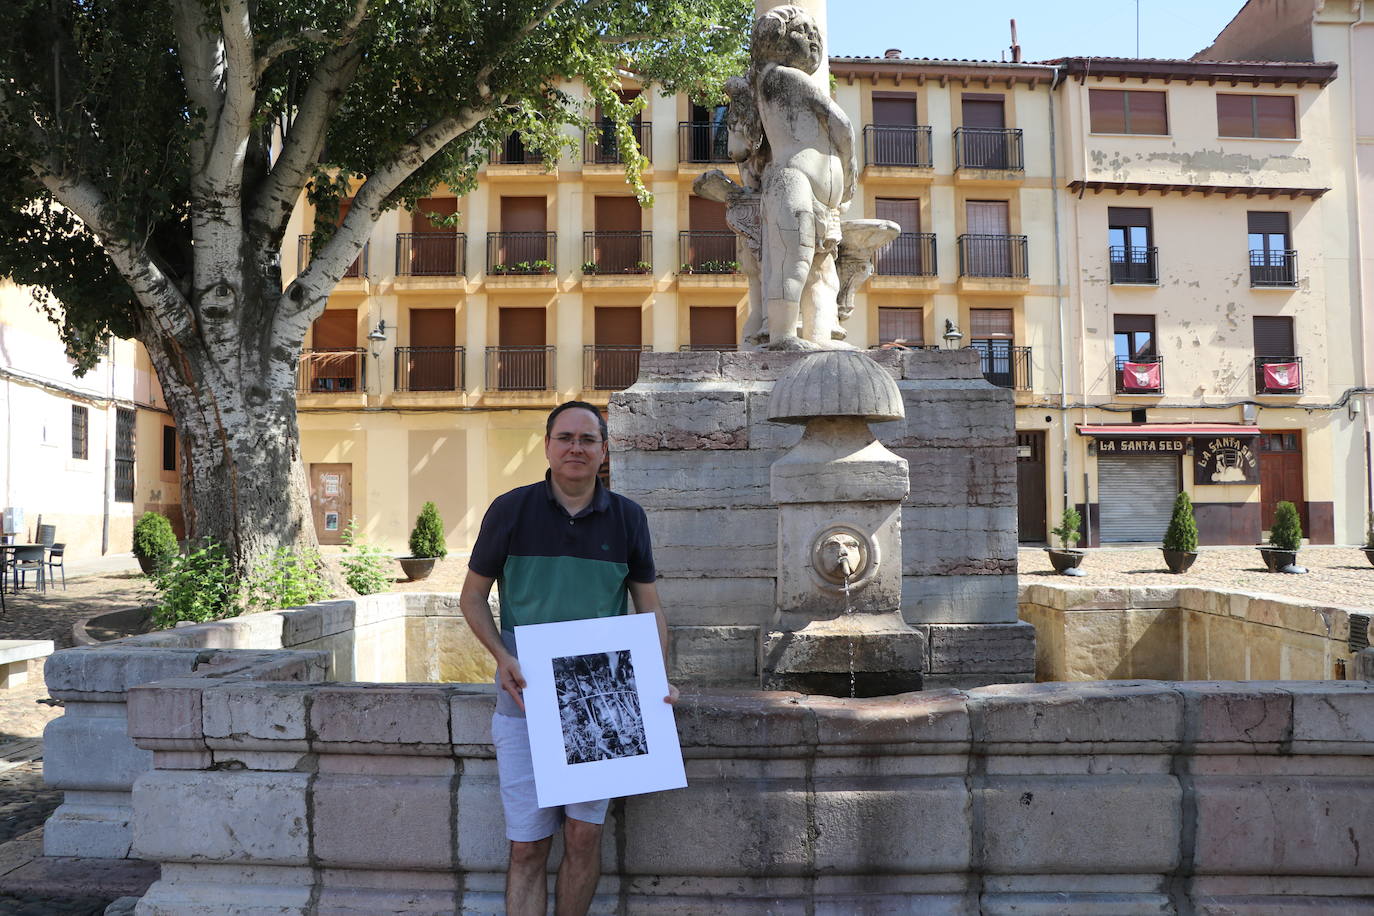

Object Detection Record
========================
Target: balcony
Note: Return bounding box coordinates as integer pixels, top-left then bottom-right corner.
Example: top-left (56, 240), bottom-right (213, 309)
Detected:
top-left (395, 346), bottom-right (465, 392)
top-left (678, 344), bottom-right (737, 352)
top-left (862, 125), bottom-right (933, 169)
top-left (296, 236), bottom-right (368, 279)
top-left (678, 232), bottom-right (740, 274)
top-left (1254, 356), bottom-right (1303, 395)
top-left (953, 128), bottom-right (1024, 173)
top-left (583, 345), bottom-right (652, 390)
top-left (1250, 249), bottom-right (1297, 288)
top-left (492, 134), bottom-right (546, 166)
top-left (583, 121), bottom-right (652, 166)
top-left (957, 234), bottom-right (1028, 278)
top-left (678, 123), bottom-right (730, 164)
top-left (1109, 246), bottom-right (1158, 285)
top-left (971, 341), bottom-right (1031, 391)
top-left (485, 346), bottom-right (555, 391)
top-left (297, 348), bottom-right (365, 394)
top-left (1115, 355), bottom-right (1164, 395)
top-left (875, 232), bottom-right (936, 277)
top-left (396, 233), bottom-right (466, 277)
top-left (486, 232), bottom-right (556, 274)
top-left (582, 231), bottom-right (652, 275)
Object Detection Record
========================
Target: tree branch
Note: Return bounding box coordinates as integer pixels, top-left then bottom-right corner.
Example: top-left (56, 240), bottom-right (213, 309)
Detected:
top-left (255, 0), bottom-right (369, 81)
top-left (170, 0), bottom-right (221, 173)
top-left (472, 0), bottom-right (572, 100)
top-left (205, 0), bottom-right (257, 195)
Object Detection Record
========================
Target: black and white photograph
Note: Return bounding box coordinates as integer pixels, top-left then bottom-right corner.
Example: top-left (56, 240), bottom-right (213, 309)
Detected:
top-left (553, 649), bottom-right (649, 765)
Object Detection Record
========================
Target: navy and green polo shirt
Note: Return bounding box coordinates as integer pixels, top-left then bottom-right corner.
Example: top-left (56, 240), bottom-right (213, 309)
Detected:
top-left (470, 471), bottom-right (655, 714)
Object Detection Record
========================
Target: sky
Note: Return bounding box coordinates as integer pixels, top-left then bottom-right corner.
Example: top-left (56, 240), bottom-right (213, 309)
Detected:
top-left (826, 1), bottom-right (1248, 63)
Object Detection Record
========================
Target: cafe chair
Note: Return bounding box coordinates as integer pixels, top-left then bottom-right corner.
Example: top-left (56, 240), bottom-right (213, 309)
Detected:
top-left (37, 524), bottom-right (56, 548)
top-left (12, 546), bottom-right (45, 593)
top-left (46, 542), bottom-right (66, 590)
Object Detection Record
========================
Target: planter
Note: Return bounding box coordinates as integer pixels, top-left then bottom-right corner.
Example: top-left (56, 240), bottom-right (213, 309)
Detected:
top-left (1045, 547), bottom-right (1086, 574)
top-left (1162, 549), bottom-right (1197, 575)
top-left (1364, 548), bottom-right (1374, 568)
top-left (1258, 547), bottom-right (1298, 573)
top-left (397, 556), bottom-right (437, 581)
top-left (135, 554), bottom-right (162, 576)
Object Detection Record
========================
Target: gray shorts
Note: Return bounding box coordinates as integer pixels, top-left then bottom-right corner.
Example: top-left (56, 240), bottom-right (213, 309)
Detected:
top-left (492, 712), bottom-right (610, 842)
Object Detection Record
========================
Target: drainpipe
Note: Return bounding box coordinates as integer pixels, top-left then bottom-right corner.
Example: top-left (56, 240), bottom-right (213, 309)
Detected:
top-left (101, 345), bottom-right (114, 555)
top-left (1048, 64), bottom-right (1071, 521)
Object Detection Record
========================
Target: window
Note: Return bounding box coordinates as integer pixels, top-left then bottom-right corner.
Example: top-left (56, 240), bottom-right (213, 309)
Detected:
top-left (162, 425), bottom-right (178, 472)
top-left (1217, 94), bottom-right (1296, 139)
top-left (115, 408), bottom-right (135, 503)
top-left (687, 307), bottom-right (737, 351)
top-left (1089, 90), bottom-right (1168, 135)
top-left (1248, 212), bottom-right (1295, 286)
top-left (1253, 316), bottom-right (1301, 393)
top-left (1108, 207), bottom-right (1156, 283)
top-left (878, 307), bottom-right (923, 346)
top-left (970, 309), bottom-right (1019, 388)
top-left (1114, 314), bottom-right (1161, 393)
top-left (71, 406), bottom-right (88, 460)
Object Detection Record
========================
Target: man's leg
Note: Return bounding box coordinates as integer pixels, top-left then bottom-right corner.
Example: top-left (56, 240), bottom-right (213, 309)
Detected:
top-left (507, 836), bottom-right (554, 916)
top-left (553, 816), bottom-right (604, 916)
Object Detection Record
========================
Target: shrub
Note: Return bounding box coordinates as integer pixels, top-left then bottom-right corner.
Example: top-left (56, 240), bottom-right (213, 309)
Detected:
top-left (133, 512), bottom-right (178, 570)
top-left (1269, 500), bottom-right (1303, 551)
top-left (1162, 491), bottom-right (1199, 553)
top-left (152, 539), bottom-right (240, 629)
top-left (340, 520), bottom-right (391, 595)
top-left (1050, 506), bottom-right (1082, 550)
top-left (244, 548), bottom-right (332, 611)
top-left (408, 501), bottom-right (448, 559)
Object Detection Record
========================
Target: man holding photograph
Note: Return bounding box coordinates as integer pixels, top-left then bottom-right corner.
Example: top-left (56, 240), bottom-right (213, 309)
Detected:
top-left (460, 400), bottom-right (677, 916)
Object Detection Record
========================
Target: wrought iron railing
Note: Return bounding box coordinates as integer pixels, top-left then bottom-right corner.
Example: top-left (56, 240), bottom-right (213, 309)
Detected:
top-left (957, 234), bottom-right (1028, 278)
top-left (678, 344), bottom-right (737, 352)
top-left (395, 346), bottom-right (465, 392)
top-left (678, 232), bottom-right (740, 273)
top-left (298, 348), bottom-right (366, 393)
top-left (582, 231), bottom-right (652, 274)
top-left (970, 341), bottom-right (1031, 390)
top-left (485, 346), bottom-right (555, 391)
top-left (1114, 354), bottom-right (1165, 394)
top-left (1109, 246), bottom-right (1158, 284)
top-left (875, 232), bottom-right (936, 277)
top-left (862, 125), bottom-right (933, 168)
top-left (953, 127), bottom-right (1024, 171)
top-left (1254, 356), bottom-right (1303, 394)
top-left (583, 121), bottom-right (652, 165)
top-left (583, 345), bottom-right (651, 390)
top-left (296, 236), bottom-right (368, 278)
top-left (1249, 249), bottom-right (1297, 287)
top-left (492, 133), bottom-right (545, 165)
top-left (677, 122), bottom-right (730, 163)
top-left (396, 233), bottom-right (466, 277)
top-left (486, 232), bottom-right (556, 274)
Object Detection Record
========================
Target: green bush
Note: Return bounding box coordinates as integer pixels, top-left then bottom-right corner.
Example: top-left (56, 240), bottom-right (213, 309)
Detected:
top-left (244, 548), bottom-right (332, 611)
top-left (151, 539), bottom-right (241, 629)
top-left (408, 501), bottom-right (448, 559)
top-left (1269, 500), bottom-right (1303, 551)
top-left (1050, 506), bottom-right (1082, 550)
top-left (340, 520), bottom-right (392, 595)
top-left (133, 512), bottom-right (178, 570)
top-left (1162, 491), bottom-right (1199, 553)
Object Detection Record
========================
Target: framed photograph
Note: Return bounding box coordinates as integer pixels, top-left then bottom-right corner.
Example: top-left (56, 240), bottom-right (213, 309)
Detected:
top-left (516, 613), bottom-right (686, 808)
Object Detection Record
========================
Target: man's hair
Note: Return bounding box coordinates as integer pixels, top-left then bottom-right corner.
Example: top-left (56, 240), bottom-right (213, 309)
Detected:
top-left (545, 400), bottom-right (609, 442)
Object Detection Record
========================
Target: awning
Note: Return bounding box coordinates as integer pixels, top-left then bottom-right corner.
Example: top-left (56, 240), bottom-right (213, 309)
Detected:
top-left (1076, 424), bottom-right (1261, 437)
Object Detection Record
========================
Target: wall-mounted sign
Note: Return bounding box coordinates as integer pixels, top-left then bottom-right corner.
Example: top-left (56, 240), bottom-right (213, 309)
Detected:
top-left (1095, 437), bottom-right (1186, 454)
top-left (324, 512), bottom-right (340, 531)
top-left (1193, 436), bottom-right (1259, 484)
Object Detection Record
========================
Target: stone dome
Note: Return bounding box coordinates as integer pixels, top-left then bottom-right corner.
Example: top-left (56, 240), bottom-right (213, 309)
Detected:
top-left (767, 350), bottom-right (905, 424)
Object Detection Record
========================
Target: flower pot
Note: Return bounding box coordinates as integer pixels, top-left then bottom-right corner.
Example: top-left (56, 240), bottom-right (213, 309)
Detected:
top-left (136, 553), bottom-right (161, 576)
top-left (1045, 547), bottom-right (1086, 574)
top-left (1162, 549), bottom-right (1197, 574)
top-left (398, 556), bottom-right (437, 581)
top-left (1364, 548), bottom-right (1374, 568)
top-left (1258, 547), bottom-right (1298, 572)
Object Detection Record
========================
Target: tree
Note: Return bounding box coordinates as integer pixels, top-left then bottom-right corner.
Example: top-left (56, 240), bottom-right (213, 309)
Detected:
top-left (0, 0), bottom-right (748, 574)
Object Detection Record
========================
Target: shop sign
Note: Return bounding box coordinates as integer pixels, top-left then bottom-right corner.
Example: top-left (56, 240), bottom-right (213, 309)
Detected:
top-left (1193, 436), bottom-right (1259, 484)
top-left (1095, 437), bottom-right (1186, 454)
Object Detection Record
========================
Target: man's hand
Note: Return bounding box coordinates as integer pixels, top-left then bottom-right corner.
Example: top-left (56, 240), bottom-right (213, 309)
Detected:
top-left (664, 682), bottom-right (679, 705)
top-left (497, 655), bottom-right (527, 712)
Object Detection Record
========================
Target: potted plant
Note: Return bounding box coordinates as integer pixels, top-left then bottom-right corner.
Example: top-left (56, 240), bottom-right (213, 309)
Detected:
top-left (1045, 506), bottom-right (1086, 575)
top-left (581, 260), bottom-right (599, 275)
top-left (1161, 491), bottom-right (1199, 574)
top-left (398, 501), bottom-right (447, 581)
top-left (133, 511), bottom-right (178, 575)
top-left (491, 263), bottom-right (509, 274)
top-left (633, 260), bottom-right (652, 274)
top-left (679, 262), bottom-right (695, 275)
top-left (1259, 500), bottom-right (1303, 572)
top-left (531, 259), bottom-right (554, 274)
top-left (1363, 511), bottom-right (1374, 567)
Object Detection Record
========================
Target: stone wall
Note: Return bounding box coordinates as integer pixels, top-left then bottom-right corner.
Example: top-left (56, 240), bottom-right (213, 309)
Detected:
top-left (1020, 582), bottom-right (1362, 682)
top-left (611, 349), bottom-right (1033, 689)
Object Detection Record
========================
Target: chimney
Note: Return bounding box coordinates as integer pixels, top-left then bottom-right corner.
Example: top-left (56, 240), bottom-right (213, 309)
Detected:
top-left (1009, 19), bottom-right (1022, 63)
top-left (884, 48), bottom-right (901, 59)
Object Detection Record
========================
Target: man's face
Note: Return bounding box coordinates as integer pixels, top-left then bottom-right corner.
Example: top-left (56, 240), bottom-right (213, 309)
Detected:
top-left (545, 407), bottom-right (608, 487)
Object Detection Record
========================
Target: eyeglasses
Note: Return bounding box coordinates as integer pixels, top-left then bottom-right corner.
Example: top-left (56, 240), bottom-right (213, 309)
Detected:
top-left (550, 433), bottom-right (604, 448)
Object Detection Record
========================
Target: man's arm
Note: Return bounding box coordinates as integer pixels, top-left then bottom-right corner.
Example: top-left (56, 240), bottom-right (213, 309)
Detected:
top-left (459, 569), bottom-right (526, 711)
top-left (627, 579), bottom-right (679, 705)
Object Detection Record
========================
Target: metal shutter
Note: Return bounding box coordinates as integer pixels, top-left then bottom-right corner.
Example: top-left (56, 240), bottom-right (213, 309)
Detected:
top-left (1097, 454), bottom-right (1179, 542)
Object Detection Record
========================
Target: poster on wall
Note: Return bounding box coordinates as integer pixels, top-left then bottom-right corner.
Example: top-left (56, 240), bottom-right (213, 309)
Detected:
top-left (1193, 435), bottom-right (1259, 485)
top-left (516, 613), bottom-right (686, 808)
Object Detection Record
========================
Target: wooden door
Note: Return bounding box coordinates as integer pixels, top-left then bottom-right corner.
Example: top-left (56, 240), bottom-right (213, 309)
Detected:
top-left (498, 307), bottom-right (547, 389)
top-left (1016, 431), bottom-right (1046, 542)
top-left (1259, 431), bottom-right (1306, 532)
top-left (594, 196), bottom-right (642, 272)
top-left (408, 309), bottom-right (457, 390)
top-left (309, 463), bottom-right (352, 545)
top-left (499, 197), bottom-right (548, 265)
top-left (309, 309), bottom-right (358, 392)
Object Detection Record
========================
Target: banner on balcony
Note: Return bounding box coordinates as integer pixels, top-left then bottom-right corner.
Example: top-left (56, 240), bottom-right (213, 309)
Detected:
top-left (1262, 361), bottom-right (1302, 391)
top-left (1194, 435), bottom-right (1260, 485)
top-left (1121, 361), bottom-right (1161, 391)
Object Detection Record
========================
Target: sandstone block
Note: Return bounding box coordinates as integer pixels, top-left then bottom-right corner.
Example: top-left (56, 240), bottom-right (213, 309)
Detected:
top-left (645, 507), bottom-right (775, 578)
top-left (900, 507), bottom-right (1017, 577)
top-left (1287, 682), bottom-right (1374, 746)
top-left (202, 684), bottom-right (310, 743)
top-left (811, 779), bottom-right (971, 873)
top-left (309, 685), bottom-right (451, 748)
top-left (132, 770), bottom-right (310, 864)
top-left (654, 577), bottom-right (774, 627)
top-left (969, 682), bottom-right (1183, 747)
top-left (895, 446), bottom-right (1016, 508)
top-left (900, 348), bottom-right (983, 380)
top-left (1179, 683), bottom-right (1291, 747)
top-left (807, 689), bottom-right (970, 747)
top-left (127, 679), bottom-right (205, 747)
top-left (745, 390), bottom-right (804, 451)
top-left (923, 672), bottom-right (1035, 690)
top-left (904, 574), bottom-right (1019, 625)
top-left (631, 350), bottom-right (721, 381)
top-left (611, 449), bottom-right (776, 509)
top-left (43, 799), bottom-right (134, 858)
top-left (312, 772), bottom-right (456, 869)
top-left (670, 626), bottom-right (758, 685)
top-left (674, 691), bottom-right (811, 751)
top-left (927, 623), bottom-right (1036, 675)
top-left (453, 759), bottom-right (508, 871)
top-left (45, 647), bottom-right (209, 698)
top-left (719, 350), bottom-right (812, 381)
top-left (44, 708), bottom-right (152, 790)
top-left (448, 690), bottom-right (498, 749)
top-left (610, 387), bottom-right (748, 451)
top-left (876, 386), bottom-right (1013, 449)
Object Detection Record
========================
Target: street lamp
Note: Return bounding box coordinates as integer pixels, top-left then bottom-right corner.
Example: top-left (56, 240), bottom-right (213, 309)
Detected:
top-left (942, 318), bottom-right (964, 349)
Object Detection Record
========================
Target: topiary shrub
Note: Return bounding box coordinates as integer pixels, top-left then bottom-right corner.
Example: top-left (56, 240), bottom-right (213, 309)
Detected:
top-left (408, 501), bottom-right (448, 559)
top-left (1269, 500), bottom-right (1303, 551)
top-left (1162, 491), bottom-right (1199, 553)
top-left (1050, 506), bottom-right (1082, 550)
top-left (133, 512), bottom-right (178, 571)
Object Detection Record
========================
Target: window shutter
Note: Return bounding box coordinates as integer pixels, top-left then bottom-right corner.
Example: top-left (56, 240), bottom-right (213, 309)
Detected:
top-left (1247, 212), bottom-right (1290, 235)
top-left (878, 308), bottom-right (923, 345)
top-left (970, 308), bottom-right (1013, 338)
top-left (1253, 316), bottom-right (1295, 357)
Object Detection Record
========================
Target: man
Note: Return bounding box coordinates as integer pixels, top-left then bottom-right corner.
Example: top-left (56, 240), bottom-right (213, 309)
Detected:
top-left (460, 400), bottom-right (676, 916)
